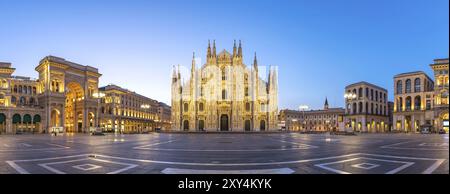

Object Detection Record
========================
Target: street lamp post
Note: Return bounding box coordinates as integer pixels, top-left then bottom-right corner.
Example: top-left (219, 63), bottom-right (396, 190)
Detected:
top-left (344, 92), bottom-right (357, 132)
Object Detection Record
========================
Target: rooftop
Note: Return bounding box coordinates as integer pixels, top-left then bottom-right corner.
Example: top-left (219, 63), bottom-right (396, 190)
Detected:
top-left (39, 56), bottom-right (100, 73)
top-left (345, 81), bottom-right (387, 92)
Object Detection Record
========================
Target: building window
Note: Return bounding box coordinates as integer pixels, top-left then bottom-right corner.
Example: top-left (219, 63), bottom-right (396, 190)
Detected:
top-left (375, 91), bottom-right (378, 101)
top-left (397, 97), bottom-right (403, 112)
top-left (199, 102), bottom-right (204, 112)
top-left (184, 103), bottom-right (189, 112)
top-left (414, 78), bottom-right (421, 92)
top-left (222, 90), bottom-right (226, 100)
top-left (19, 96), bottom-right (26, 105)
top-left (221, 68), bottom-right (226, 80)
top-left (405, 79), bottom-right (411, 93)
top-left (405, 96), bottom-right (411, 111)
top-left (358, 88), bottom-right (363, 98)
top-left (365, 88), bottom-right (369, 98)
top-left (397, 80), bottom-right (402, 94)
top-left (245, 102), bottom-right (250, 111)
top-left (426, 100), bottom-right (431, 110)
top-left (358, 102), bottom-right (362, 113)
top-left (245, 87), bottom-right (249, 97)
top-left (414, 96), bottom-right (421, 110)
top-left (370, 89), bottom-right (373, 100)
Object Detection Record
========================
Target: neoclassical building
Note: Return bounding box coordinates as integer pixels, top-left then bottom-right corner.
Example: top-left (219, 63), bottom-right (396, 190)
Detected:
top-left (171, 40), bottom-right (278, 132)
top-left (393, 71), bottom-right (435, 132)
top-left (1, 56), bottom-right (170, 134)
top-left (279, 98), bottom-right (345, 132)
top-left (393, 58), bottom-right (449, 133)
top-left (344, 81), bottom-right (390, 132)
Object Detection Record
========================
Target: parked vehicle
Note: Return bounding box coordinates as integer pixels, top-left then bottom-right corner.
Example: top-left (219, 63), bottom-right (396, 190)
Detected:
top-left (420, 124), bottom-right (433, 134)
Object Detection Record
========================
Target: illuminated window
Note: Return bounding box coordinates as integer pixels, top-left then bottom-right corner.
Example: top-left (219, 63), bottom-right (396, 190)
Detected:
top-left (414, 96), bottom-right (421, 110)
top-left (405, 96), bottom-right (411, 111)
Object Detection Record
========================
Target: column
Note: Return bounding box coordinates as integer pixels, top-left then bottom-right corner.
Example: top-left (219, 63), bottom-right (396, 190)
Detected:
top-left (83, 108), bottom-right (88, 133)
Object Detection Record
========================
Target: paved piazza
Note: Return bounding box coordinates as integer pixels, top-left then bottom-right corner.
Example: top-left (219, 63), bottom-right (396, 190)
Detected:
top-left (0, 133), bottom-right (448, 174)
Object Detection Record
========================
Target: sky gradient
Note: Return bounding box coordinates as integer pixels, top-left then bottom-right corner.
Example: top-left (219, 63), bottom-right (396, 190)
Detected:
top-left (0, 0), bottom-right (448, 110)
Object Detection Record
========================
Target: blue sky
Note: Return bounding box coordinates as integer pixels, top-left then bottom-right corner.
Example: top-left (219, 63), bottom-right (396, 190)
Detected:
top-left (0, 0), bottom-right (448, 110)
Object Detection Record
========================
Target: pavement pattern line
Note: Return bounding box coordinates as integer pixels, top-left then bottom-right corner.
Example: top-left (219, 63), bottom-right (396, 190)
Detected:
top-left (380, 141), bottom-right (449, 150)
top-left (5, 152), bottom-right (445, 174)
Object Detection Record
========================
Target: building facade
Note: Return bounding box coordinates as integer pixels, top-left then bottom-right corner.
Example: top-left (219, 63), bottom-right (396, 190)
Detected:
top-left (279, 98), bottom-right (345, 132)
top-left (393, 71), bottom-right (435, 132)
top-left (1, 63), bottom-right (44, 134)
top-left (98, 84), bottom-right (162, 133)
top-left (171, 40), bottom-right (278, 132)
top-left (0, 56), bottom-right (170, 134)
top-left (344, 82), bottom-right (390, 132)
top-left (157, 102), bottom-right (172, 130)
top-left (393, 58), bottom-right (449, 133)
top-left (430, 59), bottom-right (449, 133)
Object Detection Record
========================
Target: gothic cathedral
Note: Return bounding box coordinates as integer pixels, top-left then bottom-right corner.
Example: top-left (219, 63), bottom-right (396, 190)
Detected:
top-left (171, 40), bottom-right (278, 132)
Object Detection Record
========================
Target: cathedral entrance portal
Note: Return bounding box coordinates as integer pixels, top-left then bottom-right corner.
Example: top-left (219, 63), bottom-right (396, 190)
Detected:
top-left (220, 114), bottom-right (229, 131)
top-left (260, 120), bottom-right (266, 131)
top-left (245, 120), bottom-right (251, 131)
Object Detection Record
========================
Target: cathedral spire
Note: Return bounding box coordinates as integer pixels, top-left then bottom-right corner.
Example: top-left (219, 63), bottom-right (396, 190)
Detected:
top-left (207, 40), bottom-right (211, 58)
top-left (324, 97), bottom-right (329, 110)
top-left (213, 40), bottom-right (217, 58)
top-left (253, 52), bottom-right (258, 71)
top-left (172, 65), bottom-right (177, 80)
top-left (191, 52), bottom-right (196, 70)
top-left (233, 40), bottom-right (237, 58)
top-left (177, 64), bottom-right (181, 79)
top-left (238, 40), bottom-right (242, 57)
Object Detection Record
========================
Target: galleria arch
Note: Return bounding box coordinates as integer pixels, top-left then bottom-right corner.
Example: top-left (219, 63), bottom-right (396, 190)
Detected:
top-left (36, 56), bottom-right (101, 133)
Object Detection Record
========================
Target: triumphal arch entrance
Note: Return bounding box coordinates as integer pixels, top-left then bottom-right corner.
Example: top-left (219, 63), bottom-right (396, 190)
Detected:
top-left (35, 56), bottom-right (101, 133)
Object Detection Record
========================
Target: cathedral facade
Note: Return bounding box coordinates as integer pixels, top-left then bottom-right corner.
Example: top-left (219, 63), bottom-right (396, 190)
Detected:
top-left (171, 40), bottom-right (278, 132)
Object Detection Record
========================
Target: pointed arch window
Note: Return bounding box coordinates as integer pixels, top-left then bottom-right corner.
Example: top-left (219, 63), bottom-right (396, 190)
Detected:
top-left (222, 89), bottom-right (226, 100)
top-left (221, 68), bottom-right (226, 80)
